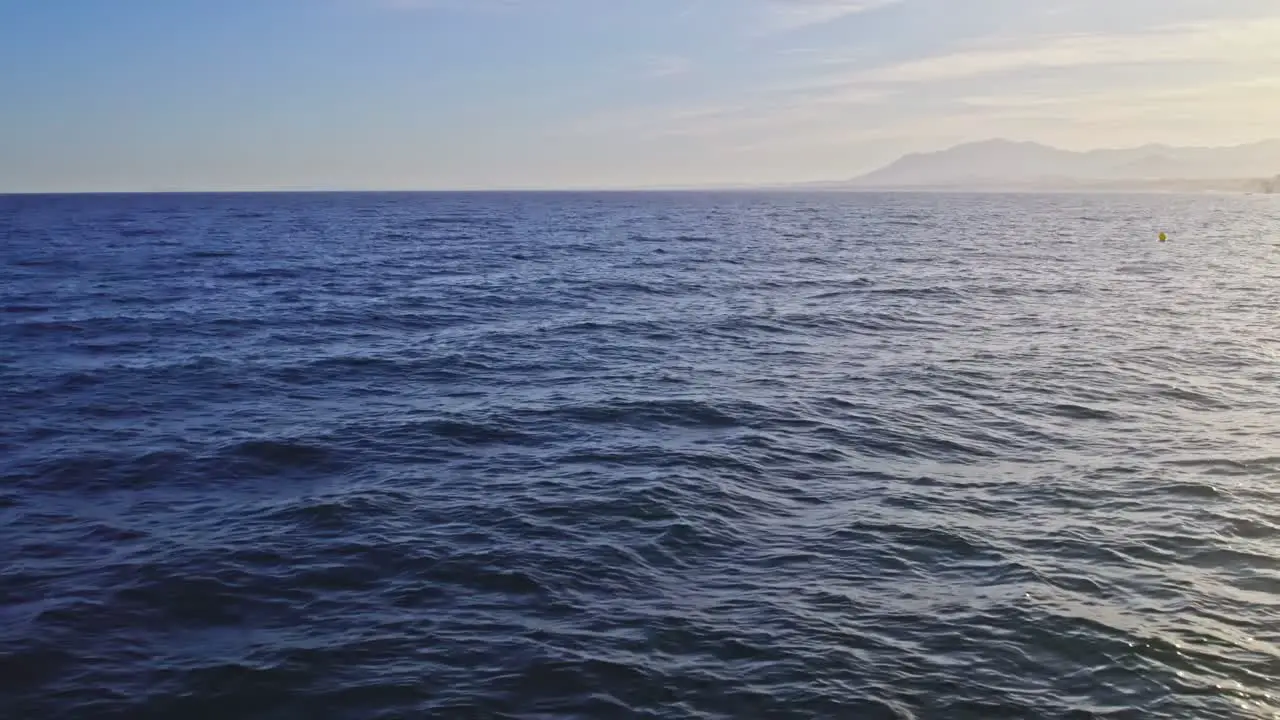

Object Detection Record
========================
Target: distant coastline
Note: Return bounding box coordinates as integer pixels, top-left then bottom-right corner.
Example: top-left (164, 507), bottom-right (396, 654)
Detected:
top-left (788, 138), bottom-right (1280, 195)
top-left (784, 177), bottom-right (1280, 194)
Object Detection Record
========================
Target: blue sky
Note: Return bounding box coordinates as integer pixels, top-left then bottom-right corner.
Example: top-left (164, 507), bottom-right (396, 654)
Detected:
top-left (1, 0), bottom-right (1278, 191)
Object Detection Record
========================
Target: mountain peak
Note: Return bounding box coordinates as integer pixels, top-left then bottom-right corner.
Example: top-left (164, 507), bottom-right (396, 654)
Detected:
top-left (851, 138), bottom-right (1280, 188)
top-left (970, 138), bottom-right (1047, 148)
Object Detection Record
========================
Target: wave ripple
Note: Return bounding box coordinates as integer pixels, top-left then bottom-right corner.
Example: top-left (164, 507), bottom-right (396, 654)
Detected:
top-left (3, 191), bottom-right (1280, 719)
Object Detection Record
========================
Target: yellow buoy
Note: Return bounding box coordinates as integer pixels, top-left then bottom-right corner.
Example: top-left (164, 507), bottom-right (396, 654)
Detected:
top-left (1159, 232), bottom-right (1168, 242)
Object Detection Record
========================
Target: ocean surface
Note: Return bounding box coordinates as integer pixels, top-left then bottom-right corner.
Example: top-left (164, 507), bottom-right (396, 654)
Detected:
top-left (1, 190), bottom-right (1278, 719)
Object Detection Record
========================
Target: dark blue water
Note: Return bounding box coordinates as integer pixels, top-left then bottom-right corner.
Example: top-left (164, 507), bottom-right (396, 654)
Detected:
top-left (2, 191), bottom-right (1279, 719)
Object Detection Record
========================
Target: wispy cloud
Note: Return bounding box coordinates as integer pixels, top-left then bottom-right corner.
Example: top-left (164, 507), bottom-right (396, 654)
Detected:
top-left (756, 0), bottom-right (902, 32)
top-left (376, 0), bottom-right (521, 11)
top-left (571, 10), bottom-right (1280, 164)
top-left (643, 55), bottom-right (693, 78)
top-left (853, 17), bottom-right (1280, 85)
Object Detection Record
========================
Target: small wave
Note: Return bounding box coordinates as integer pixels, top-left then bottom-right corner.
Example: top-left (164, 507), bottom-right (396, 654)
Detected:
top-left (869, 286), bottom-right (960, 297)
top-left (1157, 480), bottom-right (1228, 500)
top-left (0, 647), bottom-right (75, 694)
top-left (1223, 516), bottom-right (1279, 539)
top-left (15, 321), bottom-right (85, 333)
top-left (6, 433), bottom-right (344, 493)
top-left (651, 517), bottom-right (741, 557)
top-left (832, 520), bottom-right (1001, 564)
top-left (887, 211), bottom-right (932, 222)
top-left (9, 257), bottom-right (71, 268)
top-left (258, 492), bottom-right (408, 533)
top-left (779, 310), bottom-right (924, 334)
top-left (550, 398), bottom-right (745, 429)
top-left (227, 439), bottom-right (337, 470)
top-left (1047, 403), bottom-right (1120, 421)
top-left (117, 227), bottom-right (167, 238)
top-left (1187, 546), bottom-right (1279, 572)
top-left (218, 267), bottom-right (304, 281)
top-left (8, 449), bottom-right (189, 492)
top-left (1163, 456), bottom-right (1279, 473)
top-left (405, 216), bottom-right (481, 228)
top-left (796, 255), bottom-right (833, 265)
top-left (1152, 384), bottom-right (1232, 410)
top-left (427, 553), bottom-right (548, 596)
top-left (704, 310), bottom-right (931, 337)
top-left (423, 419), bottom-right (540, 446)
top-left (806, 279), bottom-right (875, 299)
top-left (582, 280), bottom-right (666, 296)
top-left (112, 573), bottom-right (273, 626)
top-left (541, 318), bottom-right (673, 339)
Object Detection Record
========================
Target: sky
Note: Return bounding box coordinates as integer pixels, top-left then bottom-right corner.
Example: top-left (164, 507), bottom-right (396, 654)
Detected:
top-left (1, 0), bottom-right (1278, 191)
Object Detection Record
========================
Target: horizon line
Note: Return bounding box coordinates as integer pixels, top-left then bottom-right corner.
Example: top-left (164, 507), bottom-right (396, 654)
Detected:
top-left (7, 136), bottom-right (1279, 197)
top-left (2, 185), bottom-right (1269, 197)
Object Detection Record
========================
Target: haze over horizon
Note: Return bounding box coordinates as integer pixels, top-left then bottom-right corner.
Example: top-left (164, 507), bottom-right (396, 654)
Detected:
top-left (3, 0), bottom-right (1279, 193)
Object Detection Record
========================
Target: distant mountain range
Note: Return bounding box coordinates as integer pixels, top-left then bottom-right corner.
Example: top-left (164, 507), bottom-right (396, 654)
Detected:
top-left (826, 139), bottom-right (1280, 192)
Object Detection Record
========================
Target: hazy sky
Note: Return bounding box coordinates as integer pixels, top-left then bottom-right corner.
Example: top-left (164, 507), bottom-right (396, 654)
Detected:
top-left (2, 0), bottom-right (1278, 191)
